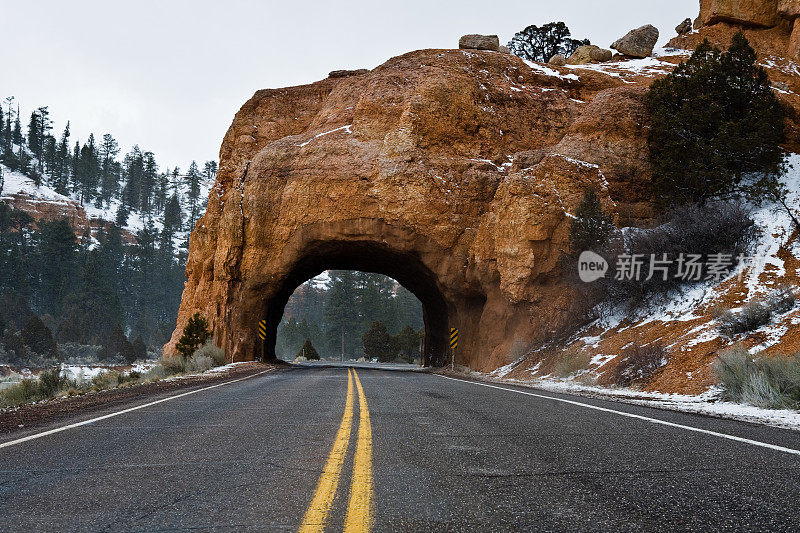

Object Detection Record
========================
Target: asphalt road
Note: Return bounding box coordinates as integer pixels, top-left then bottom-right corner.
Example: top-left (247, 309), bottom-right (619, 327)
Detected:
top-left (2, 364), bottom-right (800, 531)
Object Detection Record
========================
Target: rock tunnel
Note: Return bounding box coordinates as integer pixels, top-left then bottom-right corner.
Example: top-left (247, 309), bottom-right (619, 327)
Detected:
top-left (166, 47), bottom-right (651, 371)
top-left (260, 238), bottom-right (450, 366)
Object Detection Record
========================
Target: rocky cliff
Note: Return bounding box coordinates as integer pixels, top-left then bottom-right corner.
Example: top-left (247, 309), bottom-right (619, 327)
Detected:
top-left (171, 4), bottom-right (800, 391)
top-left (168, 46), bottom-right (665, 370)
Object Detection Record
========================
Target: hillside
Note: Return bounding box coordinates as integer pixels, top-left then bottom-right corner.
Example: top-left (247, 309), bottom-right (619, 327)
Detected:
top-left (1, 162), bottom-right (212, 247)
top-left (486, 4), bottom-right (800, 403)
top-left (168, 1), bottom-right (800, 420)
top-left (0, 106), bottom-right (215, 363)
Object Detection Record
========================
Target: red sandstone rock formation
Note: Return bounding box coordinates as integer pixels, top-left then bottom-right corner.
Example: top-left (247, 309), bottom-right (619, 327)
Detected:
top-left (1, 190), bottom-right (136, 243)
top-left (689, 0), bottom-right (800, 59)
top-left (170, 3), bottom-right (800, 379)
top-left (167, 48), bottom-right (651, 370)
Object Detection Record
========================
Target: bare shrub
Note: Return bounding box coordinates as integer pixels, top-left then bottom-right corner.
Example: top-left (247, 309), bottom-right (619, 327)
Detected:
top-left (195, 341), bottom-right (226, 366)
top-left (143, 365), bottom-right (167, 382)
top-left (717, 286), bottom-right (797, 337)
top-left (718, 302), bottom-right (772, 337)
top-left (740, 372), bottom-right (785, 409)
top-left (594, 202), bottom-right (755, 308)
top-left (91, 370), bottom-right (122, 390)
top-left (714, 345), bottom-right (754, 399)
top-left (37, 367), bottom-right (72, 397)
top-left (710, 305), bottom-right (729, 319)
top-left (161, 353), bottom-right (185, 374)
top-left (0, 368), bottom-right (75, 407)
top-left (608, 343), bottom-right (667, 387)
top-left (185, 354), bottom-right (214, 373)
top-left (553, 348), bottom-right (591, 378)
top-left (0, 379), bottom-right (39, 407)
top-left (765, 284), bottom-right (797, 314)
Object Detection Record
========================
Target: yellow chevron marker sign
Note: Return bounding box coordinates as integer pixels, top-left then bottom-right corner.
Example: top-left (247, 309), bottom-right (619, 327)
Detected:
top-left (450, 328), bottom-right (459, 350)
top-left (258, 320), bottom-right (267, 341)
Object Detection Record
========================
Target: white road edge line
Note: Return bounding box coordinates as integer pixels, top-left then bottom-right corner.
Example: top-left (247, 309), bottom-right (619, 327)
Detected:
top-left (0, 370), bottom-right (272, 450)
top-left (437, 375), bottom-right (800, 457)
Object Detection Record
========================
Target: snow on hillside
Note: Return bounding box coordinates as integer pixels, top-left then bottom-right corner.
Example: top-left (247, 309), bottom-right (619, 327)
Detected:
top-left (586, 152), bottom-right (800, 332)
top-left (1, 166), bottom-right (73, 204)
top-left (563, 47), bottom-right (689, 82)
top-left (486, 151), bottom-right (800, 417)
top-left (1, 162), bottom-right (214, 247)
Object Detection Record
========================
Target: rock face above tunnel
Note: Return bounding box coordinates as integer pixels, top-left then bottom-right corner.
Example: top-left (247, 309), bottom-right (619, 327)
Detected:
top-left (687, 0), bottom-right (800, 60)
top-left (700, 0), bottom-right (781, 27)
top-left (167, 48), bottom-right (653, 371)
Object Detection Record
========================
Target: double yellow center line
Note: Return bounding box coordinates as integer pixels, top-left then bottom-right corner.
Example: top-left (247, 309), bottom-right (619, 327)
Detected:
top-left (299, 368), bottom-right (373, 532)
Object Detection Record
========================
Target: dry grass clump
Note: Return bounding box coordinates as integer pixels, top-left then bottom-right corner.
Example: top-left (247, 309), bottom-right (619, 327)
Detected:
top-left (185, 354), bottom-right (215, 373)
top-left (552, 348), bottom-right (592, 378)
top-left (715, 345), bottom-right (800, 409)
top-left (0, 343), bottom-right (229, 409)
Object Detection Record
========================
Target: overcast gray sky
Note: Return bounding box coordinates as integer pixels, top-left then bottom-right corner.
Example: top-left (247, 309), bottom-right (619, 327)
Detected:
top-left (2, 0), bottom-right (697, 170)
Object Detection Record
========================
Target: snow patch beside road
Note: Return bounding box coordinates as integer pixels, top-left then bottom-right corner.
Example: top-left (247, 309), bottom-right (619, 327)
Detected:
top-left (463, 371), bottom-right (800, 431)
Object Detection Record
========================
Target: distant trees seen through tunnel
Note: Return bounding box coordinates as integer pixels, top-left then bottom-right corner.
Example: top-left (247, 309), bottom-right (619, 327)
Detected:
top-left (276, 270), bottom-right (424, 362)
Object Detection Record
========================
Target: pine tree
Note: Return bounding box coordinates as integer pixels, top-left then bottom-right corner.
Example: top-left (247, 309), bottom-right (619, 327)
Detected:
top-left (12, 105), bottom-right (23, 146)
top-left (115, 203), bottom-right (129, 226)
top-left (52, 122), bottom-right (71, 195)
top-left (99, 133), bottom-right (120, 204)
top-left (43, 135), bottom-right (57, 178)
top-left (154, 171), bottom-right (170, 213)
top-left (324, 270), bottom-right (361, 359)
top-left (141, 151), bottom-right (158, 215)
top-left (161, 193), bottom-right (182, 249)
top-left (100, 323), bottom-right (131, 361)
top-left (37, 219), bottom-right (77, 316)
top-left (568, 189), bottom-right (615, 256)
top-left (203, 160), bottom-right (217, 182)
top-left (35, 106), bottom-right (52, 173)
top-left (62, 248), bottom-right (123, 343)
top-left (647, 33), bottom-right (786, 208)
top-left (2, 97), bottom-right (12, 148)
top-left (395, 325), bottom-right (423, 362)
top-left (56, 308), bottom-right (90, 344)
top-left (171, 166), bottom-right (181, 194)
top-left (507, 22), bottom-right (590, 62)
top-left (175, 312), bottom-right (211, 357)
top-left (27, 111), bottom-right (40, 156)
top-left (99, 223), bottom-right (125, 299)
top-left (132, 335), bottom-right (147, 361)
top-left (185, 160), bottom-right (202, 228)
top-left (123, 145), bottom-right (144, 211)
top-left (77, 134), bottom-right (101, 205)
top-left (362, 321), bottom-right (397, 362)
top-left (70, 140), bottom-right (80, 193)
top-left (297, 337), bottom-right (320, 360)
top-left (21, 315), bottom-right (59, 358)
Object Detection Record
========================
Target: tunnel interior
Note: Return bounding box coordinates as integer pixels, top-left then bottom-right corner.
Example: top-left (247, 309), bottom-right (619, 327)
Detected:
top-left (260, 241), bottom-right (450, 366)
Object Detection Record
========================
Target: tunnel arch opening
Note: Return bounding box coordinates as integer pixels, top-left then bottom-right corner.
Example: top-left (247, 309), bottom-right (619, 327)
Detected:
top-left (276, 271), bottom-right (424, 363)
top-left (260, 240), bottom-right (450, 366)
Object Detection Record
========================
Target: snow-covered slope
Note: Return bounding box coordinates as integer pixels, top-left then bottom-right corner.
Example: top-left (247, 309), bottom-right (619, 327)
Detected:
top-left (500, 154), bottom-right (800, 396)
top-left (1, 162), bottom-right (213, 248)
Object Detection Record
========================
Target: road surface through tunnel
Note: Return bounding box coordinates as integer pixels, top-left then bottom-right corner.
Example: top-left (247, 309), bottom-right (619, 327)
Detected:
top-left (259, 240), bottom-right (450, 366)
